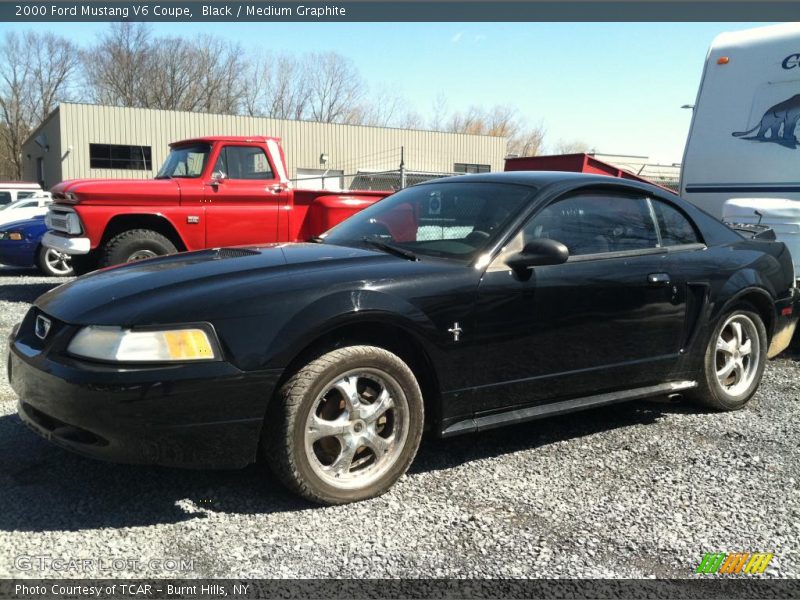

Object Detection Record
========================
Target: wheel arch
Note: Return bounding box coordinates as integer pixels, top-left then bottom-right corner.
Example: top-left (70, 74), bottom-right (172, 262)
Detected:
top-left (717, 286), bottom-right (776, 342)
top-left (275, 315), bottom-right (443, 430)
top-left (101, 214), bottom-right (187, 252)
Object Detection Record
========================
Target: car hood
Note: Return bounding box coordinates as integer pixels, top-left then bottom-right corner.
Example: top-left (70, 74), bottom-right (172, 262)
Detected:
top-left (51, 178), bottom-right (182, 205)
top-left (35, 242), bottom-right (445, 325)
top-left (0, 215), bottom-right (45, 233)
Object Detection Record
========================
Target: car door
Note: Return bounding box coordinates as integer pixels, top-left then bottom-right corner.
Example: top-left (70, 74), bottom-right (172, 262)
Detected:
top-left (204, 144), bottom-right (288, 247)
top-left (470, 190), bottom-right (689, 415)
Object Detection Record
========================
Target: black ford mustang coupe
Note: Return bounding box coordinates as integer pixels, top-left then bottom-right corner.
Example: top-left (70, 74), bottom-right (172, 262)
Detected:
top-left (8, 172), bottom-right (799, 504)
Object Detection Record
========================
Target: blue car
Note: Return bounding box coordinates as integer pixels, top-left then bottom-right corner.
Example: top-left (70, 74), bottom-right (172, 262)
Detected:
top-left (0, 216), bottom-right (73, 276)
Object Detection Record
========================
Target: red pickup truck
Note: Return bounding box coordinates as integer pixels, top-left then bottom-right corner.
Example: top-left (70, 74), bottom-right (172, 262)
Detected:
top-left (43, 136), bottom-right (390, 274)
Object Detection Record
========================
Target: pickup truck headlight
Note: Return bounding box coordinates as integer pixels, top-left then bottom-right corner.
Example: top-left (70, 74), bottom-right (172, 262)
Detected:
top-left (45, 209), bottom-right (82, 235)
top-left (67, 325), bottom-right (220, 362)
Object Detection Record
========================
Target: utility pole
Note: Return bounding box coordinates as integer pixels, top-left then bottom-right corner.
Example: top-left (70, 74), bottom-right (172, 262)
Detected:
top-left (399, 146), bottom-right (406, 190)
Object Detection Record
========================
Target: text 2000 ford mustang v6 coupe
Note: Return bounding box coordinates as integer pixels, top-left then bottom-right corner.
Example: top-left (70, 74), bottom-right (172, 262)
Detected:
top-left (9, 172), bottom-right (799, 504)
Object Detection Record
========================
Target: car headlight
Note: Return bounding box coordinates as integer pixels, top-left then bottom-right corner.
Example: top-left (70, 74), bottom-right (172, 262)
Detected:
top-left (0, 231), bottom-right (23, 241)
top-left (67, 325), bottom-right (220, 362)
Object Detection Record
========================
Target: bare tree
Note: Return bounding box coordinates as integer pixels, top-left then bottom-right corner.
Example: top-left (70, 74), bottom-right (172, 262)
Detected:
top-left (191, 35), bottom-right (245, 114)
top-left (429, 92), bottom-right (448, 131)
top-left (0, 31), bottom-right (78, 178)
top-left (508, 124), bottom-right (546, 157)
top-left (305, 52), bottom-right (364, 123)
top-left (244, 53), bottom-right (311, 120)
top-left (84, 23), bottom-right (152, 107)
top-left (553, 139), bottom-right (591, 154)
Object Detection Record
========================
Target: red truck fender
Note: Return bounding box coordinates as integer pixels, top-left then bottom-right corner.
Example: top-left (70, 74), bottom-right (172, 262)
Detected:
top-left (77, 207), bottom-right (202, 252)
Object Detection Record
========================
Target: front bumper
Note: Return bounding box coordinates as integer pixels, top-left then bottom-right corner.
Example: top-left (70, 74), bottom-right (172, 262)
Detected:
top-left (0, 239), bottom-right (37, 267)
top-left (42, 231), bottom-right (91, 255)
top-left (8, 311), bottom-right (282, 469)
top-left (768, 287), bottom-right (800, 358)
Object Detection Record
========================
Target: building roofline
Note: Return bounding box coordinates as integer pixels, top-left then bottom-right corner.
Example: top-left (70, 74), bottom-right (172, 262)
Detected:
top-left (22, 104), bottom-right (61, 148)
top-left (53, 101), bottom-right (509, 142)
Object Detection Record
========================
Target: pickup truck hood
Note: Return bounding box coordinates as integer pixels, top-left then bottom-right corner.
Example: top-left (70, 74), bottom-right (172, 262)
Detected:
top-left (35, 243), bottom-right (442, 326)
top-left (52, 178), bottom-right (182, 205)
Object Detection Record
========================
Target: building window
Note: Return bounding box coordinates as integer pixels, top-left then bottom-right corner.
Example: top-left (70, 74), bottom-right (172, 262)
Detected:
top-left (454, 163), bottom-right (490, 174)
top-left (89, 144), bottom-right (152, 170)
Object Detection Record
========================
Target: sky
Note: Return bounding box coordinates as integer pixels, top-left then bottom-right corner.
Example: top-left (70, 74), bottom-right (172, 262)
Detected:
top-left (0, 21), bottom-right (775, 164)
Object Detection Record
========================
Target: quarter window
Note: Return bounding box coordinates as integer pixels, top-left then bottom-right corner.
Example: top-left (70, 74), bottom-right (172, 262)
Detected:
top-left (214, 146), bottom-right (274, 180)
top-left (523, 193), bottom-right (658, 256)
top-left (652, 200), bottom-right (700, 246)
top-left (0, 192), bottom-right (11, 205)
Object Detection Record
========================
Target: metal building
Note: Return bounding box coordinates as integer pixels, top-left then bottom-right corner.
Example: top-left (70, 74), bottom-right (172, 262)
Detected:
top-left (22, 103), bottom-right (508, 190)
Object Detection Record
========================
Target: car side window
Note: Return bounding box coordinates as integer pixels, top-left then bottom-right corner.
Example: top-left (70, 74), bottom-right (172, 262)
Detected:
top-left (0, 192), bottom-right (11, 205)
top-left (17, 191), bottom-right (36, 200)
top-left (523, 193), bottom-right (658, 256)
top-left (214, 146), bottom-right (274, 180)
top-left (652, 199), bottom-right (701, 246)
top-left (16, 201), bottom-right (36, 209)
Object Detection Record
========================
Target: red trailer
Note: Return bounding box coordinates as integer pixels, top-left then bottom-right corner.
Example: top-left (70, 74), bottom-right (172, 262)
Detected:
top-left (505, 153), bottom-right (677, 193)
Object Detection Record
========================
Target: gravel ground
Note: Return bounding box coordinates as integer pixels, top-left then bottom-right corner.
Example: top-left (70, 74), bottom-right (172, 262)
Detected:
top-left (0, 265), bottom-right (798, 580)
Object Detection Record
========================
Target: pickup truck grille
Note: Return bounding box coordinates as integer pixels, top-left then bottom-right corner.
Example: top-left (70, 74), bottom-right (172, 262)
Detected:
top-left (45, 206), bottom-right (82, 235)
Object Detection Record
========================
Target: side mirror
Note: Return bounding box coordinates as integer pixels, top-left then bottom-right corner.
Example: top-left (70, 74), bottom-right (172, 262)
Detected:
top-left (211, 171), bottom-right (227, 183)
top-left (506, 238), bottom-right (569, 271)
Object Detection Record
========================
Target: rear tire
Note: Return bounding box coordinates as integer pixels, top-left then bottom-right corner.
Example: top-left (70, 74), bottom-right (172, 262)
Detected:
top-left (688, 306), bottom-right (767, 410)
top-left (264, 345), bottom-right (424, 505)
top-left (100, 229), bottom-right (177, 267)
top-left (36, 246), bottom-right (74, 277)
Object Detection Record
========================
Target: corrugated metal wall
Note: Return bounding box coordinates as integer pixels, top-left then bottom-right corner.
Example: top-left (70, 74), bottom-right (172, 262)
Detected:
top-left (20, 110), bottom-right (62, 187)
top-left (23, 103), bottom-right (507, 186)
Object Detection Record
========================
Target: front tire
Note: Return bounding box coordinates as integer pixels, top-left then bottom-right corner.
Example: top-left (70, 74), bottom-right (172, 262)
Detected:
top-left (100, 229), bottom-right (177, 267)
top-left (36, 246), bottom-right (74, 277)
top-left (690, 306), bottom-right (767, 410)
top-left (264, 346), bottom-right (424, 505)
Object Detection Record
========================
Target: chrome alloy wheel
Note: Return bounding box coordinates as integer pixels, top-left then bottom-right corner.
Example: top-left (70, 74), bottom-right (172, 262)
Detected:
top-left (126, 249), bottom-right (158, 262)
top-left (44, 248), bottom-right (73, 275)
top-left (715, 313), bottom-right (760, 397)
top-left (304, 368), bottom-right (409, 490)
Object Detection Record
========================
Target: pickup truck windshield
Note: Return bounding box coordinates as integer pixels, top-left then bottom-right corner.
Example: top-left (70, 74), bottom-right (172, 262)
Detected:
top-left (323, 181), bottom-right (534, 262)
top-left (156, 143), bottom-right (211, 179)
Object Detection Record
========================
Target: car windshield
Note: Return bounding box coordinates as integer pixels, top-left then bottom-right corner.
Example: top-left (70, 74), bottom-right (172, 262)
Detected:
top-left (156, 143), bottom-right (211, 179)
top-left (322, 181), bottom-right (535, 262)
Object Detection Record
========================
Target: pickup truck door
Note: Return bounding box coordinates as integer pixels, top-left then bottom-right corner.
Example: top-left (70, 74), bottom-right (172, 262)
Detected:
top-left (203, 144), bottom-right (289, 247)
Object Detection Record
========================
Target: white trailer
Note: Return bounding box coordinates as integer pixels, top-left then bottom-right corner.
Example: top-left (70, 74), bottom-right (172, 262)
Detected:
top-left (681, 23), bottom-right (800, 275)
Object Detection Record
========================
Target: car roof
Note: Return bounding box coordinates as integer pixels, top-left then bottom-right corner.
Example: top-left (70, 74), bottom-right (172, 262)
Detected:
top-left (419, 171), bottom-right (674, 196)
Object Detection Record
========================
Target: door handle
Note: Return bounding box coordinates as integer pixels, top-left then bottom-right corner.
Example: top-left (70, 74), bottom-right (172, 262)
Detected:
top-left (648, 272), bottom-right (671, 286)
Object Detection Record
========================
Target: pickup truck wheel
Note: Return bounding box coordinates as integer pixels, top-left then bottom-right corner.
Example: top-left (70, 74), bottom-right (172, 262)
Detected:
top-left (264, 345), bottom-right (424, 505)
top-left (687, 306), bottom-right (767, 411)
top-left (36, 246), bottom-right (74, 277)
top-left (101, 229), bottom-right (177, 267)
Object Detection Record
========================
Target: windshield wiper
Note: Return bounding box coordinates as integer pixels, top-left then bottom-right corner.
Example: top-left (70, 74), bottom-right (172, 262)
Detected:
top-left (362, 237), bottom-right (418, 261)
top-left (309, 236), bottom-right (325, 243)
